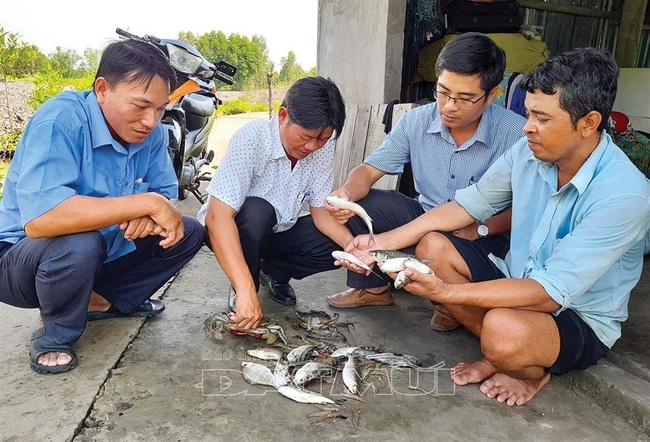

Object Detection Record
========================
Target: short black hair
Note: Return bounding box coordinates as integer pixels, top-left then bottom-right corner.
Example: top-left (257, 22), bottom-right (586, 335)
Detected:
top-left (94, 39), bottom-right (177, 92)
top-left (434, 32), bottom-right (506, 93)
top-left (281, 76), bottom-right (346, 139)
top-left (520, 48), bottom-right (618, 132)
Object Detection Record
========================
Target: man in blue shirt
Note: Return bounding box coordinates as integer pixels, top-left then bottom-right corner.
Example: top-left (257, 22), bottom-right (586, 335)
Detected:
top-left (321, 33), bottom-right (525, 314)
top-left (360, 48), bottom-right (650, 405)
top-left (0, 39), bottom-right (205, 374)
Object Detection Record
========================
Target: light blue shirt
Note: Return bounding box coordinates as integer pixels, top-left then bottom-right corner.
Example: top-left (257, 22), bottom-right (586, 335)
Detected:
top-left (0, 90), bottom-right (178, 262)
top-left (365, 102), bottom-right (526, 210)
top-left (455, 133), bottom-right (650, 348)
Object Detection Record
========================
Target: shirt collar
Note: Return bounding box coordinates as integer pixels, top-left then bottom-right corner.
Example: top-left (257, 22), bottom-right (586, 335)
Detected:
top-left (269, 114), bottom-right (288, 160)
top-left (527, 131), bottom-right (609, 195)
top-left (428, 103), bottom-right (494, 148)
top-left (86, 91), bottom-right (117, 150)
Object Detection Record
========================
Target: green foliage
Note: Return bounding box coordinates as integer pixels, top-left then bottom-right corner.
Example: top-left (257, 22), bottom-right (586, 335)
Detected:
top-left (47, 46), bottom-right (91, 78)
top-left (28, 68), bottom-right (93, 109)
top-left (0, 27), bottom-right (44, 80)
top-left (216, 96), bottom-right (271, 115)
top-left (278, 51), bottom-right (308, 84)
top-left (0, 160), bottom-right (9, 200)
top-left (0, 127), bottom-right (22, 151)
top-left (178, 30), bottom-right (273, 90)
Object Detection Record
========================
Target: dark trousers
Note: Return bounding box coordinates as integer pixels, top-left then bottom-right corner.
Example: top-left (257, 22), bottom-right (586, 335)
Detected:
top-left (0, 216), bottom-right (205, 344)
top-left (240, 190), bottom-right (425, 289)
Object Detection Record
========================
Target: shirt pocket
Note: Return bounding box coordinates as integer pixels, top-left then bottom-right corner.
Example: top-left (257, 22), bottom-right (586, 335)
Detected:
top-left (133, 180), bottom-right (150, 194)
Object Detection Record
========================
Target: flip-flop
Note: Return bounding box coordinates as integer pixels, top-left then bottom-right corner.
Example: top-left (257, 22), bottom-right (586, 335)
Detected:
top-left (86, 299), bottom-right (165, 321)
top-left (29, 328), bottom-right (78, 374)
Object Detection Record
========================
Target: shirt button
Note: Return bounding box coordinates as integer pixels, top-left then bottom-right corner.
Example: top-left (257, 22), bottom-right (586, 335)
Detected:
top-left (447, 199), bottom-right (452, 202)
top-left (451, 175), bottom-right (455, 179)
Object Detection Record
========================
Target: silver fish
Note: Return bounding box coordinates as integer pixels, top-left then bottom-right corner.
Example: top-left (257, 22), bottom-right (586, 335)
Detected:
top-left (369, 250), bottom-right (414, 264)
top-left (364, 352), bottom-right (421, 368)
top-left (293, 361), bottom-right (334, 386)
top-left (342, 355), bottom-right (360, 395)
top-left (326, 196), bottom-right (374, 245)
top-left (277, 385), bottom-right (340, 405)
top-left (330, 346), bottom-right (360, 358)
top-left (403, 257), bottom-right (434, 275)
top-left (377, 257), bottom-right (411, 273)
top-left (394, 270), bottom-right (411, 289)
top-left (332, 251), bottom-right (372, 272)
top-left (273, 360), bottom-right (291, 387)
top-left (246, 347), bottom-right (283, 361)
top-left (241, 361), bottom-right (278, 388)
top-left (286, 344), bottom-right (318, 365)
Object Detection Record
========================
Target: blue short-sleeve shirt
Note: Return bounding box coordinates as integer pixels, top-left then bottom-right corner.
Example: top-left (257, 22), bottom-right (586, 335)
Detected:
top-left (0, 90), bottom-right (178, 262)
top-left (364, 103), bottom-right (526, 210)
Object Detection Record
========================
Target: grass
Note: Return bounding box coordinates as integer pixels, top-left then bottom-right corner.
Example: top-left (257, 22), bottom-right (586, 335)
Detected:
top-left (217, 97), bottom-right (281, 116)
top-left (0, 161), bottom-right (9, 200)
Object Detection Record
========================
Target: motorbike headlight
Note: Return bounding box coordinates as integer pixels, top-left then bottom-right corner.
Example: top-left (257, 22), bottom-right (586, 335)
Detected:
top-left (166, 44), bottom-right (202, 74)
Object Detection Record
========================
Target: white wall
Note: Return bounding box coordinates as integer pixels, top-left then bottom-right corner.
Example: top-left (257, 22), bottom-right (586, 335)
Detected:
top-left (317, 0), bottom-right (406, 106)
top-left (613, 68), bottom-right (650, 133)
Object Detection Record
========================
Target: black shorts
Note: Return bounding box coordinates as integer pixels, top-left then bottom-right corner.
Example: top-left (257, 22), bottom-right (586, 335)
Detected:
top-left (441, 232), bottom-right (507, 282)
top-left (547, 309), bottom-right (609, 375)
top-left (442, 233), bottom-right (608, 375)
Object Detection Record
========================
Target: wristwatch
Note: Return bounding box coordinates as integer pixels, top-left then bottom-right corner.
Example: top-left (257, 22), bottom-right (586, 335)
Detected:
top-left (477, 223), bottom-right (489, 238)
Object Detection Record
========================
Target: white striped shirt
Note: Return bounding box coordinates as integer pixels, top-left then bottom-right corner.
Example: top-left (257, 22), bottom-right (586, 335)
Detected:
top-left (197, 114), bottom-right (335, 232)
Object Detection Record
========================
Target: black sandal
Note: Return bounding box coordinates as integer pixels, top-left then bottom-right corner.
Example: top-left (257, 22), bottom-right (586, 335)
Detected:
top-left (29, 329), bottom-right (78, 374)
top-left (86, 299), bottom-right (165, 321)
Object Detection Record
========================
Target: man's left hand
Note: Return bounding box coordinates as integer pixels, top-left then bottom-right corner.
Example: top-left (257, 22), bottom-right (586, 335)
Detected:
top-left (397, 268), bottom-right (447, 302)
top-left (120, 216), bottom-right (163, 240)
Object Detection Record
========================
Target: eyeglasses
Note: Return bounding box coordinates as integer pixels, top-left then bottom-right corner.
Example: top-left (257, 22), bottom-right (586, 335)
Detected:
top-left (433, 90), bottom-right (487, 109)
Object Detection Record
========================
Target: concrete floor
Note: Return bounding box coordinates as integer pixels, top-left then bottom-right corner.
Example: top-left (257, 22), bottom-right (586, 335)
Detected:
top-left (2, 113), bottom-right (650, 441)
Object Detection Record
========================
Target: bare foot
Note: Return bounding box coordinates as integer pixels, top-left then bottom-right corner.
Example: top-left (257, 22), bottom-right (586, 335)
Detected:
top-left (479, 372), bottom-right (551, 406)
top-left (34, 315), bottom-right (73, 367)
top-left (450, 359), bottom-right (497, 386)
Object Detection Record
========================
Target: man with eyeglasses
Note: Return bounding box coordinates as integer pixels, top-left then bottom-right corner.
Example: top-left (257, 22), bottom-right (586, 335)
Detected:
top-left (322, 32), bottom-right (526, 322)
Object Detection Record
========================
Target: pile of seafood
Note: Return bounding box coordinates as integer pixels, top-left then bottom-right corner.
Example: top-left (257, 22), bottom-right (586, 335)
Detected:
top-left (204, 309), bottom-right (431, 427)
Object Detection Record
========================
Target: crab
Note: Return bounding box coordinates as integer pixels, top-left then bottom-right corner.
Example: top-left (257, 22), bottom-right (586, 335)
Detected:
top-left (203, 312), bottom-right (289, 346)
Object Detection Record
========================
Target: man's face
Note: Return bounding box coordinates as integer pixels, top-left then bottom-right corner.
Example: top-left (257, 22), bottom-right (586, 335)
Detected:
top-left (436, 70), bottom-right (494, 131)
top-left (278, 107), bottom-right (334, 160)
top-left (523, 89), bottom-right (581, 164)
top-left (95, 74), bottom-right (170, 145)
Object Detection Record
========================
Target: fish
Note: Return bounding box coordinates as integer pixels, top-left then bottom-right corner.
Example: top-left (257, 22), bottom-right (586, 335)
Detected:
top-left (330, 346), bottom-right (360, 358)
top-left (369, 249), bottom-right (414, 264)
top-left (364, 352), bottom-right (421, 368)
top-left (332, 251), bottom-right (385, 279)
top-left (286, 344), bottom-right (318, 365)
top-left (394, 270), bottom-right (411, 289)
top-left (246, 347), bottom-right (283, 361)
top-left (277, 385), bottom-right (341, 405)
top-left (241, 361), bottom-right (279, 388)
top-left (332, 251), bottom-right (373, 272)
top-left (293, 361), bottom-right (335, 386)
top-left (342, 355), bottom-right (360, 395)
top-left (403, 257), bottom-right (434, 275)
top-left (326, 195), bottom-right (374, 245)
top-left (273, 360), bottom-right (291, 387)
top-left (375, 256), bottom-right (433, 274)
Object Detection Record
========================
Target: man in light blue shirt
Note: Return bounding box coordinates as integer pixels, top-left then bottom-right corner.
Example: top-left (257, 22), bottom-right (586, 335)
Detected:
top-left (356, 49), bottom-right (650, 405)
top-left (0, 39), bottom-right (205, 374)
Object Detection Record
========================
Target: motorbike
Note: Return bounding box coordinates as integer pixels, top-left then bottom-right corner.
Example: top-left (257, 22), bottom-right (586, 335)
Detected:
top-left (116, 28), bottom-right (237, 203)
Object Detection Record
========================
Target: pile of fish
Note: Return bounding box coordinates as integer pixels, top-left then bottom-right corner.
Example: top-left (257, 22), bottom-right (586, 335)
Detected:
top-left (332, 249), bottom-right (434, 289)
top-left (204, 309), bottom-right (425, 427)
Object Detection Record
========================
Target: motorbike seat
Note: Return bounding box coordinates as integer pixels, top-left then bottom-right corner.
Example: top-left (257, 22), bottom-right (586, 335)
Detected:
top-left (181, 93), bottom-right (216, 117)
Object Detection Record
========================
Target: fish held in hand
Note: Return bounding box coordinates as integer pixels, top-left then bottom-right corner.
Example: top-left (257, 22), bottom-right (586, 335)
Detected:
top-left (332, 251), bottom-right (372, 272)
top-left (326, 196), bottom-right (374, 245)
